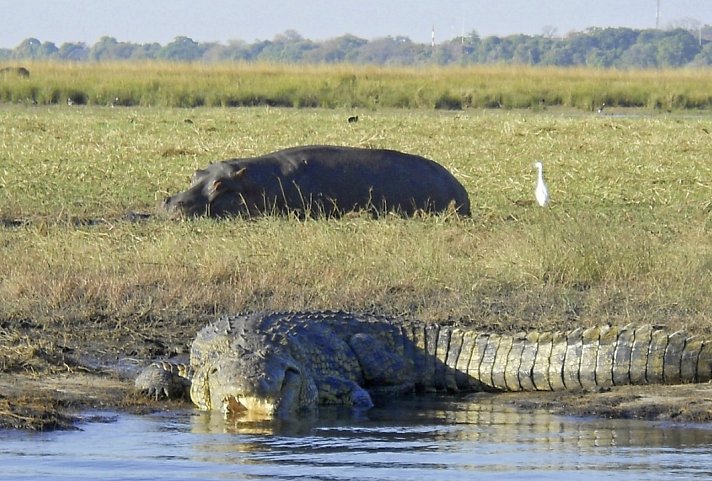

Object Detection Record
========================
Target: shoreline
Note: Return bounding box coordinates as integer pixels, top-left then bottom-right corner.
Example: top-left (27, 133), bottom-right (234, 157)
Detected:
top-left (3, 332), bottom-right (712, 431)
top-left (4, 371), bottom-right (712, 431)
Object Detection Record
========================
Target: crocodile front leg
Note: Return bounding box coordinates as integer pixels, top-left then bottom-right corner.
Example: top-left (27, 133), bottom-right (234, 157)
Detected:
top-left (135, 360), bottom-right (191, 400)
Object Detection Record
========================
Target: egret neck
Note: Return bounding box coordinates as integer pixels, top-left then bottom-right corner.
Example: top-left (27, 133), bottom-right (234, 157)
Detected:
top-left (534, 161), bottom-right (549, 207)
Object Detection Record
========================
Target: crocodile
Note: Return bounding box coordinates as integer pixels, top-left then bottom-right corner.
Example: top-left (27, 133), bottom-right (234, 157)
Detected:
top-left (135, 311), bottom-right (712, 417)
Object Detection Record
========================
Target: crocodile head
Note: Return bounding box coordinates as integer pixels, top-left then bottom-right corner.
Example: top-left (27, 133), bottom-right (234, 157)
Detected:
top-left (189, 341), bottom-right (319, 418)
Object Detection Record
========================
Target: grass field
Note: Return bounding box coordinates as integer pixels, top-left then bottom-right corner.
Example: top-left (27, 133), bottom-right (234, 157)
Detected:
top-left (1, 96), bottom-right (710, 335)
top-left (4, 62), bottom-right (712, 110)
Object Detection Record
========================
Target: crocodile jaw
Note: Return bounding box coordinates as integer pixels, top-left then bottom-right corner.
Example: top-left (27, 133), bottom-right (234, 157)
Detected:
top-left (222, 395), bottom-right (276, 416)
top-left (220, 367), bottom-right (305, 417)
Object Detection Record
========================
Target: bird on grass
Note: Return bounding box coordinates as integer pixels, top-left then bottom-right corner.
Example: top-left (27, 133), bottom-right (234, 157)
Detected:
top-left (534, 161), bottom-right (549, 207)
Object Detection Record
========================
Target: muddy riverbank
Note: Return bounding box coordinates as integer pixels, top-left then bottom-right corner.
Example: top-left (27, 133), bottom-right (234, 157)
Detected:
top-left (2, 315), bottom-right (711, 430)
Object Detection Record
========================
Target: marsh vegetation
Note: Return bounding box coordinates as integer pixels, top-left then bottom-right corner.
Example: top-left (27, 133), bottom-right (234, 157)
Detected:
top-left (4, 62), bottom-right (712, 110)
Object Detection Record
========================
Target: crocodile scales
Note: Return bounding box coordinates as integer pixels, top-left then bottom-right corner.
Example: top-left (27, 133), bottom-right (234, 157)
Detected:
top-left (135, 311), bottom-right (712, 416)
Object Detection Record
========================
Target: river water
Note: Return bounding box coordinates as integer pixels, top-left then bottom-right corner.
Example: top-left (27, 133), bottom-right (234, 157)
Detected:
top-left (2, 395), bottom-right (712, 481)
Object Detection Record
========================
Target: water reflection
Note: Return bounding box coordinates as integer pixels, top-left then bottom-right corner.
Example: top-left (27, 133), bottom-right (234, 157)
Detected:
top-left (2, 395), bottom-right (712, 481)
top-left (191, 393), bottom-right (712, 448)
top-left (183, 394), bottom-right (712, 480)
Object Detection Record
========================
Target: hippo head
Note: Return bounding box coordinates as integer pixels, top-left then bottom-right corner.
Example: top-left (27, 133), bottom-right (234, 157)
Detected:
top-left (162, 166), bottom-right (252, 217)
top-left (189, 335), bottom-right (319, 418)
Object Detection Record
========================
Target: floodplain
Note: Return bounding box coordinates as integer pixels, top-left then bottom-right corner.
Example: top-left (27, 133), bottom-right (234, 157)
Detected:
top-left (0, 63), bottom-right (711, 428)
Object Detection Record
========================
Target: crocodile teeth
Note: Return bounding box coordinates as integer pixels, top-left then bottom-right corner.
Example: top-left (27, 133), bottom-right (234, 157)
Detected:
top-left (222, 396), bottom-right (275, 416)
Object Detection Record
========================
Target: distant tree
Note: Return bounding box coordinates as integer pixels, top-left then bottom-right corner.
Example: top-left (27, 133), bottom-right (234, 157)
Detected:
top-left (512, 41), bottom-right (540, 64)
top-left (302, 34), bottom-right (367, 63)
top-left (459, 30), bottom-right (481, 58)
top-left (158, 36), bottom-right (206, 61)
top-left (636, 29), bottom-right (667, 45)
top-left (57, 42), bottom-right (89, 61)
top-left (691, 42), bottom-right (712, 66)
top-left (201, 42), bottom-right (226, 62)
top-left (619, 43), bottom-right (659, 68)
top-left (244, 39), bottom-right (273, 61)
top-left (269, 30), bottom-right (316, 62)
top-left (352, 36), bottom-right (422, 65)
top-left (89, 37), bottom-right (155, 61)
top-left (582, 28), bottom-right (638, 67)
top-left (667, 17), bottom-right (702, 40)
top-left (39, 41), bottom-right (59, 58)
top-left (219, 40), bottom-right (251, 61)
top-left (588, 27), bottom-right (639, 51)
top-left (701, 25), bottom-right (712, 43)
top-left (560, 32), bottom-right (593, 64)
top-left (433, 43), bottom-right (460, 65)
top-left (14, 38), bottom-right (42, 59)
top-left (3, 25), bottom-right (710, 67)
top-left (541, 43), bottom-right (574, 66)
top-left (129, 43), bottom-right (161, 60)
top-left (273, 29), bottom-right (304, 44)
top-left (89, 36), bottom-right (119, 61)
top-left (489, 34), bottom-right (529, 64)
top-left (583, 48), bottom-right (616, 67)
top-left (478, 36), bottom-right (514, 63)
top-left (334, 34), bottom-right (369, 62)
top-left (655, 29), bottom-right (700, 66)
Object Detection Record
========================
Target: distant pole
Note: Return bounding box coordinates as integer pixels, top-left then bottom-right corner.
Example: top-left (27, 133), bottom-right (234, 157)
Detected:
top-left (432, 25), bottom-right (435, 49)
top-left (461, 13), bottom-right (465, 46)
top-left (656, 0), bottom-right (661, 29)
top-left (461, 14), bottom-right (465, 58)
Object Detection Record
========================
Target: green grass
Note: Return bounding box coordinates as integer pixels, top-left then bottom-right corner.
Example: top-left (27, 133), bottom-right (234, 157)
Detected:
top-left (4, 62), bottom-right (712, 110)
top-left (0, 102), bottom-right (711, 334)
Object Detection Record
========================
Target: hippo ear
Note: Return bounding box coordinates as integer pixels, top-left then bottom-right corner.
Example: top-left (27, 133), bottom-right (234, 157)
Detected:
top-left (207, 179), bottom-right (224, 200)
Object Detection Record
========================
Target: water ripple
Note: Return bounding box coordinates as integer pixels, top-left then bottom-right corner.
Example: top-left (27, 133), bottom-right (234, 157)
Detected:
top-left (2, 396), bottom-right (712, 481)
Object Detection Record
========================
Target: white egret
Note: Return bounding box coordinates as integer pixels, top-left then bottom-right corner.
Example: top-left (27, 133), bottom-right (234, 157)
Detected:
top-left (534, 161), bottom-right (549, 207)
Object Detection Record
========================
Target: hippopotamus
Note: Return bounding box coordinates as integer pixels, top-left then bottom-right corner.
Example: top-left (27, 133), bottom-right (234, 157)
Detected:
top-left (0, 66), bottom-right (30, 77)
top-left (162, 145), bottom-right (470, 218)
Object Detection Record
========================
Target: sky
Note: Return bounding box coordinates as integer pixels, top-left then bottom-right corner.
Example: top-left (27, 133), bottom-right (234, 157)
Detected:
top-left (2, 0), bottom-right (712, 48)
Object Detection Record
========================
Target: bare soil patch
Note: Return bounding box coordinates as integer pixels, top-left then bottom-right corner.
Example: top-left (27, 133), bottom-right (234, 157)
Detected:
top-left (0, 314), bottom-right (194, 430)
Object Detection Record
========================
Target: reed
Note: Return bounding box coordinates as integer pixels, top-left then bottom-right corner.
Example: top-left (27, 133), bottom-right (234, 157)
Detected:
top-left (3, 62), bottom-right (712, 110)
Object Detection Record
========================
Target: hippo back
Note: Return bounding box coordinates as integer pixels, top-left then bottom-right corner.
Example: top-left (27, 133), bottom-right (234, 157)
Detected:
top-left (162, 145), bottom-right (470, 218)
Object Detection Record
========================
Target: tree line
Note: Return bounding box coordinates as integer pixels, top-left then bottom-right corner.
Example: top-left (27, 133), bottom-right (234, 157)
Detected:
top-left (3, 26), bottom-right (712, 68)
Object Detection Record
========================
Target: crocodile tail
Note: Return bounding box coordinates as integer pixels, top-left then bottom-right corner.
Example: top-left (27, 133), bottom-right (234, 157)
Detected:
top-left (479, 325), bottom-right (712, 391)
top-left (407, 324), bottom-right (712, 392)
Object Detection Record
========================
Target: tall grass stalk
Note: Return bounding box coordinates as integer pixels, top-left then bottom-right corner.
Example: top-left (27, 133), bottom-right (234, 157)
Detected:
top-left (3, 62), bottom-right (712, 110)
